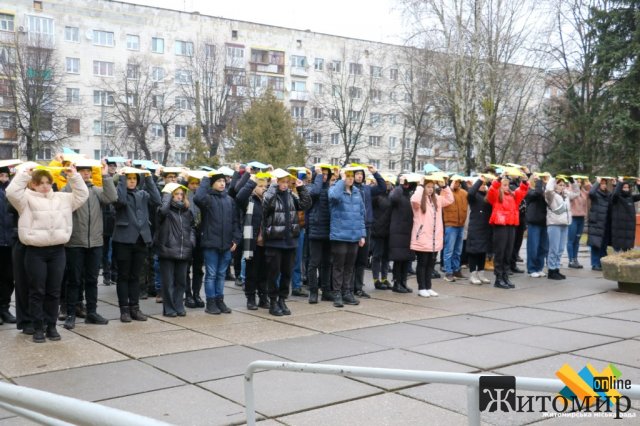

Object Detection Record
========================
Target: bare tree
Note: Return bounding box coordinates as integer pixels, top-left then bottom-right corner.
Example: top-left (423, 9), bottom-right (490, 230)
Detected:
top-left (152, 84), bottom-right (182, 165)
top-left (0, 32), bottom-right (69, 160)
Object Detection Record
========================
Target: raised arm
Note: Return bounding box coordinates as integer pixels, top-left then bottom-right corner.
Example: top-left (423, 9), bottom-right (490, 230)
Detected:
top-left (68, 173), bottom-right (90, 211)
top-left (144, 175), bottom-right (161, 205)
top-left (194, 177), bottom-right (211, 209)
top-left (328, 179), bottom-right (345, 205)
top-left (5, 171), bottom-right (31, 214)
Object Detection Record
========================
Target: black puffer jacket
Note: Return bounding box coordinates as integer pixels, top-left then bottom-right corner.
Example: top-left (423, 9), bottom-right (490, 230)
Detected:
top-left (388, 184), bottom-right (415, 261)
top-left (0, 181), bottom-right (17, 247)
top-left (154, 194), bottom-right (196, 260)
top-left (610, 182), bottom-right (640, 250)
top-left (236, 178), bottom-right (265, 251)
top-left (466, 179), bottom-right (492, 254)
top-left (371, 190), bottom-right (392, 239)
top-left (262, 183), bottom-right (312, 248)
top-left (306, 173), bottom-right (331, 240)
top-left (525, 179), bottom-right (547, 226)
top-left (112, 175), bottom-right (161, 245)
top-left (587, 185), bottom-right (611, 249)
top-left (194, 177), bottom-right (241, 250)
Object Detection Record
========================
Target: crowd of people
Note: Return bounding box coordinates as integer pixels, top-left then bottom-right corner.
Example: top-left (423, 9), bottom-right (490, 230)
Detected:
top-left (0, 155), bottom-right (638, 343)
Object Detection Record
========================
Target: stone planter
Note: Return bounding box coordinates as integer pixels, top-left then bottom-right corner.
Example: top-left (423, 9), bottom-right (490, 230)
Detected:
top-left (602, 250), bottom-right (640, 294)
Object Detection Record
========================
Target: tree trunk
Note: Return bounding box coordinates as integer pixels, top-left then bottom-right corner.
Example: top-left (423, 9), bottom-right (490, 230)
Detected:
top-left (162, 124), bottom-right (171, 165)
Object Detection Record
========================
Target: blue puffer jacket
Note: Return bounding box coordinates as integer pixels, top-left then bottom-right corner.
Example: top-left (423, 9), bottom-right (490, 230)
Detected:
top-left (194, 177), bottom-right (241, 250)
top-left (0, 181), bottom-right (18, 247)
top-left (306, 173), bottom-right (331, 240)
top-left (328, 180), bottom-right (366, 243)
top-left (354, 172), bottom-right (387, 228)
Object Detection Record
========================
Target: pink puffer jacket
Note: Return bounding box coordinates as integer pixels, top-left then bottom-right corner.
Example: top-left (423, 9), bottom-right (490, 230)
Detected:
top-left (410, 186), bottom-right (454, 252)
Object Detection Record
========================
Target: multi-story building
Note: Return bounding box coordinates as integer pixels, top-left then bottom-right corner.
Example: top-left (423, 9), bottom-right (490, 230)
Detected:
top-left (1, 0), bottom-right (463, 171)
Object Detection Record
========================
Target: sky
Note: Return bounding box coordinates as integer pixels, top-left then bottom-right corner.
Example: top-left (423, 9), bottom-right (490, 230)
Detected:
top-left (120, 0), bottom-right (407, 44)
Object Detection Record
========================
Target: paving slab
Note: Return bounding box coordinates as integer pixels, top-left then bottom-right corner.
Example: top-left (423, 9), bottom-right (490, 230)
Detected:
top-left (573, 340), bottom-right (640, 369)
top-left (200, 370), bottom-right (380, 418)
top-left (275, 310), bottom-right (393, 333)
top-left (249, 333), bottom-right (386, 363)
top-left (14, 360), bottom-right (184, 401)
top-left (601, 309), bottom-right (640, 323)
top-left (342, 298), bottom-right (454, 321)
top-left (322, 348), bottom-right (476, 390)
top-left (0, 329), bottom-right (126, 378)
top-left (100, 384), bottom-right (246, 425)
top-left (278, 392), bottom-right (469, 426)
top-left (410, 314), bottom-right (527, 336)
top-left (143, 345), bottom-right (284, 383)
top-left (240, 301), bottom-right (338, 319)
top-left (484, 326), bottom-right (620, 352)
top-left (402, 296), bottom-right (511, 314)
top-left (408, 336), bottom-right (556, 370)
top-left (151, 309), bottom-right (260, 328)
top-left (547, 316), bottom-right (640, 339)
top-left (465, 282), bottom-right (608, 305)
top-left (473, 307), bottom-right (585, 325)
top-left (334, 323), bottom-right (465, 348)
top-left (193, 319), bottom-right (319, 345)
top-left (535, 292), bottom-right (640, 316)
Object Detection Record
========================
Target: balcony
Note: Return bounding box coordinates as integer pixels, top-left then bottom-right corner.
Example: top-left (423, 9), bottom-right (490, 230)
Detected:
top-left (290, 66), bottom-right (308, 77)
top-left (225, 57), bottom-right (246, 69)
top-left (250, 63), bottom-right (283, 74)
top-left (290, 91), bottom-right (309, 102)
top-left (0, 128), bottom-right (17, 140)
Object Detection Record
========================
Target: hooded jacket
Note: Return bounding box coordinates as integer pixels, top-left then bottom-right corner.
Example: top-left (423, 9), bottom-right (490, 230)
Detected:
top-left (410, 185), bottom-right (454, 252)
top-left (486, 180), bottom-right (529, 226)
top-left (610, 181), bottom-right (640, 250)
top-left (328, 179), bottom-right (366, 243)
top-left (154, 193), bottom-right (196, 260)
top-left (7, 171), bottom-right (89, 247)
top-left (194, 176), bottom-right (241, 251)
top-left (112, 175), bottom-right (161, 245)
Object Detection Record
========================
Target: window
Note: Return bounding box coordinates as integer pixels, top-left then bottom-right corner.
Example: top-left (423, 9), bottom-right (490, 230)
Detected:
top-left (36, 149), bottom-right (52, 161)
top-left (291, 80), bottom-right (306, 92)
top-left (231, 30), bottom-right (238, 39)
top-left (227, 46), bottom-right (244, 59)
top-left (93, 30), bottom-right (114, 47)
top-left (291, 106), bottom-right (304, 118)
top-left (93, 90), bottom-right (114, 106)
top-left (370, 66), bottom-right (382, 78)
top-left (93, 61), bottom-right (114, 77)
top-left (33, 1), bottom-right (43, 11)
top-left (290, 55), bottom-right (306, 68)
top-left (27, 15), bottom-right (54, 44)
top-left (330, 60), bottom-right (341, 72)
top-left (403, 138), bottom-right (412, 149)
top-left (126, 34), bottom-right (140, 51)
top-left (174, 151), bottom-right (190, 164)
top-left (151, 151), bottom-right (163, 162)
top-left (403, 160), bottom-right (411, 170)
top-left (349, 87), bottom-right (362, 99)
top-left (370, 89), bottom-right (382, 102)
top-left (93, 120), bottom-right (114, 135)
top-left (369, 159), bottom-right (380, 169)
top-left (331, 133), bottom-right (340, 145)
top-left (152, 95), bottom-right (164, 108)
top-left (349, 110), bottom-right (362, 121)
top-left (175, 69), bottom-right (192, 84)
top-left (389, 136), bottom-right (397, 149)
top-left (312, 107), bottom-right (323, 119)
top-left (388, 114), bottom-right (397, 125)
top-left (66, 88), bottom-right (80, 104)
top-left (175, 40), bottom-right (193, 56)
top-left (312, 156), bottom-right (322, 164)
top-left (205, 44), bottom-right (216, 58)
top-left (65, 57), bottom-right (79, 74)
top-left (314, 58), bottom-right (324, 71)
top-left (348, 62), bottom-right (363, 75)
top-left (64, 26), bottom-right (78, 42)
top-left (152, 37), bottom-right (164, 53)
top-left (351, 158), bottom-right (361, 164)
top-left (126, 94), bottom-right (138, 105)
top-left (0, 14), bottom-right (13, 32)
top-left (370, 113), bottom-right (382, 125)
top-left (330, 157), bottom-right (340, 166)
top-left (66, 118), bottom-right (80, 135)
top-left (175, 97), bottom-right (190, 110)
top-left (369, 136), bottom-right (381, 147)
top-left (330, 109), bottom-right (340, 119)
top-left (151, 67), bottom-right (165, 82)
top-left (151, 124), bottom-right (163, 137)
top-left (389, 92), bottom-right (397, 102)
top-left (126, 63), bottom-right (139, 79)
top-left (390, 68), bottom-right (398, 80)
top-left (404, 92), bottom-right (412, 103)
top-left (311, 133), bottom-right (322, 144)
top-left (388, 160), bottom-right (396, 170)
top-left (313, 83), bottom-right (323, 95)
top-left (175, 124), bottom-right (187, 138)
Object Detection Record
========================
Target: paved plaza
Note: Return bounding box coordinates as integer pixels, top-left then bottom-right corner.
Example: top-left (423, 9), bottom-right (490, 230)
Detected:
top-left (1, 248), bottom-right (639, 425)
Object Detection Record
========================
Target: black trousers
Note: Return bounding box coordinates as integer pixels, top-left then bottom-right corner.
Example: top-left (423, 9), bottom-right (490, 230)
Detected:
top-left (13, 241), bottom-right (31, 329)
top-left (102, 235), bottom-right (118, 282)
top-left (24, 245), bottom-right (66, 329)
top-left (331, 241), bottom-right (358, 293)
top-left (66, 246), bottom-right (102, 314)
top-left (265, 247), bottom-right (295, 298)
top-left (245, 246), bottom-right (267, 298)
top-left (467, 252), bottom-right (486, 272)
top-left (233, 240), bottom-right (243, 278)
top-left (0, 246), bottom-right (14, 308)
top-left (114, 241), bottom-right (148, 307)
top-left (352, 228), bottom-right (370, 291)
top-left (493, 226), bottom-right (515, 276)
top-left (393, 260), bottom-right (410, 284)
top-left (160, 258), bottom-right (188, 315)
top-left (308, 239), bottom-right (331, 293)
top-left (416, 251), bottom-right (436, 290)
top-left (511, 219), bottom-right (526, 267)
top-left (187, 244), bottom-right (204, 299)
top-left (371, 237), bottom-right (389, 280)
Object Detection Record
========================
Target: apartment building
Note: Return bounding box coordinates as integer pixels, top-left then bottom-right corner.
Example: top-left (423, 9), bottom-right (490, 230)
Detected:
top-left (0, 0), bottom-right (461, 170)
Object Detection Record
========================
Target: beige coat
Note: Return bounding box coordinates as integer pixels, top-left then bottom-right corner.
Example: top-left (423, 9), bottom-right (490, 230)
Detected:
top-left (7, 171), bottom-right (89, 247)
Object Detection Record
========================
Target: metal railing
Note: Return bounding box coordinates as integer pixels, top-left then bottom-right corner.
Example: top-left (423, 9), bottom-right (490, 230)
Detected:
top-left (0, 381), bottom-right (172, 426)
top-left (244, 360), bottom-right (640, 426)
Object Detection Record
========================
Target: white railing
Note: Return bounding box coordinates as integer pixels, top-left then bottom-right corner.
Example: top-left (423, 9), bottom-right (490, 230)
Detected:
top-left (244, 361), bottom-right (640, 426)
top-left (0, 382), bottom-right (172, 426)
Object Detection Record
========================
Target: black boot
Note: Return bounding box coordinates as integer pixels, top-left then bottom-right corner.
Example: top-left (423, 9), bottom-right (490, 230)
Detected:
top-left (309, 290), bottom-right (318, 304)
top-left (494, 274), bottom-right (510, 289)
top-left (58, 304), bottom-right (67, 321)
top-left (321, 291), bottom-right (335, 302)
top-left (557, 269), bottom-right (567, 280)
top-left (120, 306), bottom-right (132, 323)
top-left (269, 298), bottom-right (283, 316)
top-left (63, 314), bottom-right (76, 330)
top-left (502, 273), bottom-right (515, 289)
top-left (374, 279), bottom-right (385, 290)
top-left (33, 328), bottom-right (45, 343)
top-left (185, 296), bottom-right (197, 309)
top-left (205, 298), bottom-right (221, 314)
top-left (401, 278), bottom-right (413, 293)
top-left (333, 291), bottom-right (344, 308)
top-left (278, 297), bottom-right (291, 315)
top-left (381, 278), bottom-right (393, 289)
top-left (0, 307), bottom-right (16, 324)
top-left (194, 294), bottom-right (205, 308)
top-left (216, 297), bottom-right (232, 314)
top-left (85, 312), bottom-right (109, 325)
top-left (392, 281), bottom-right (408, 293)
top-left (130, 305), bottom-right (148, 321)
top-left (258, 295), bottom-right (270, 309)
top-left (342, 292), bottom-right (360, 305)
top-left (548, 269), bottom-right (563, 280)
top-left (246, 295), bottom-right (258, 310)
top-left (46, 324), bottom-right (61, 341)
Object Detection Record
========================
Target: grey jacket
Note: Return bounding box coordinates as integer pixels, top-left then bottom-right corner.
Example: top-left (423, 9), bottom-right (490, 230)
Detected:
top-left (64, 176), bottom-right (117, 248)
top-left (544, 178), bottom-right (578, 226)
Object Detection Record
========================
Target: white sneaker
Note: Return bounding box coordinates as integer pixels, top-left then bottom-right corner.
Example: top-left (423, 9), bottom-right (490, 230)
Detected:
top-left (478, 271), bottom-right (491, 284)
top-left (529, 272), bottom-right (541, 278)
top-left (426, 289), bottom-right (439, 297)
top-left (539, 271), bottom-right (547, 277)
top-left (470, 271), bottom-right (482, 285)
top-left (418, 289), bottom-right (430, 298)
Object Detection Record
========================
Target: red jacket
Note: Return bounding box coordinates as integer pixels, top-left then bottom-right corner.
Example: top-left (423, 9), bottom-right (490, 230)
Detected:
top-left (486, 180), bottom-right (529, 226)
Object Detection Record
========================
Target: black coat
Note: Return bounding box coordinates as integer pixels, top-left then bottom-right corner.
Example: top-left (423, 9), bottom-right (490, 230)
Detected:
top-left (112, 175), bottom-right (161, 245)
top-left (388, 185), bottom-right (414, 261)
top-left (466, 179), bottom-right (492, 254)
top-left (371, 190), bottom-right (392, 239)
top-left (587, 185), bottom-right (611, 249)
top-left (194, 177), bottom-right (241, 250)
top-left (0, 181), bottom-right (17, 247)
top-left (236, 179), bottom-right (265, 251)
top-left (154, 194), bottom-right (196, 260)
top-left (610, 182), bottom-right (640, 250)
top-left (525, 179), bottom-right (547, 226)
top-left (262, 183), bottom-right (312, 248)
top-left (306, 173), bottom-right (331, 240)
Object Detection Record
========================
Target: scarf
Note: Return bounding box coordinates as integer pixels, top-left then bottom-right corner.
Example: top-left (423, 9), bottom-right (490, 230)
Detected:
top-left (242, 198), bottom-right (255, 260)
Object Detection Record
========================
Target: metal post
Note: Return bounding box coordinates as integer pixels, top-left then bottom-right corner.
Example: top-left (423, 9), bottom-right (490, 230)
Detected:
top-left (466, 384), bottom-right (480, 426)
top-left (244, 364), bottom-right (257, 426)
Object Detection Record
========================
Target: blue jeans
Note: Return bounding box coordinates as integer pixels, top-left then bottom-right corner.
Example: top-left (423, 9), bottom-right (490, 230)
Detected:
top-left (291, 230), bottom-right (305, 289)
top-left (566, 217), bottom-right (584, 260)
top-left (443, 226), bottom-right (464, 274)
top-left (526, 224), bottom-right (548, 273)
top-left (547, 225), bottom-right (568, 270)
top-left (590, 244), bottom-right (607, 268)
top-left (153, 254), bottom-right (161, 292)
top-left (203, 249), bottom-right (232, 299)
